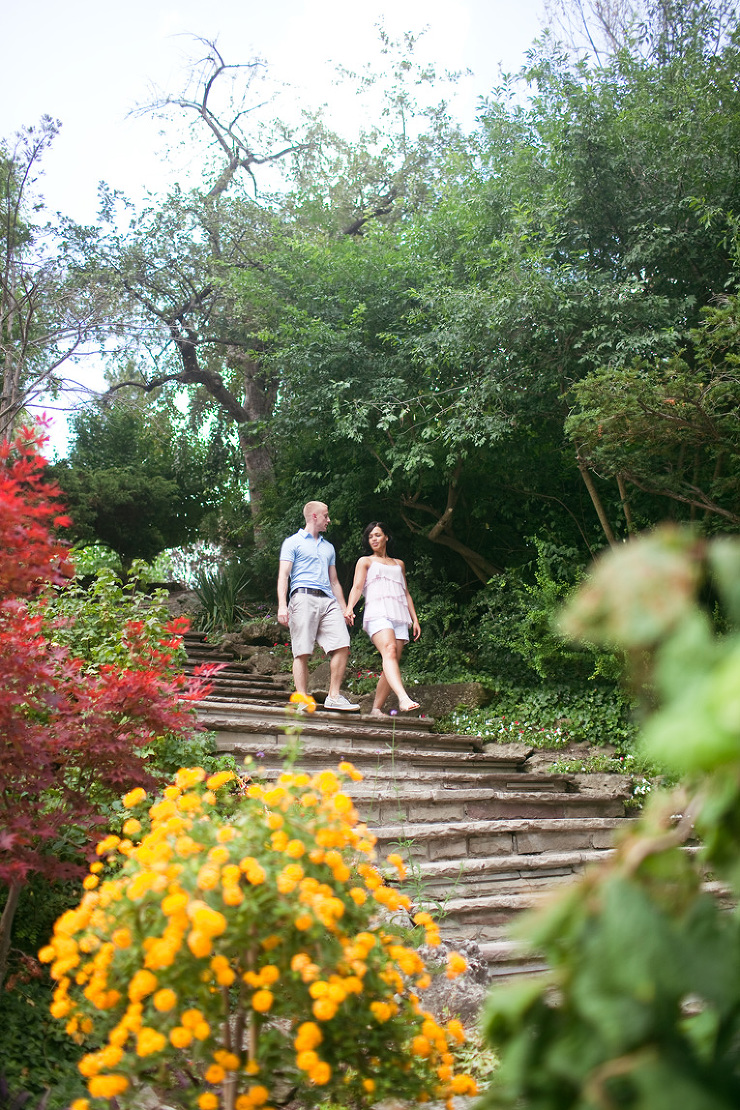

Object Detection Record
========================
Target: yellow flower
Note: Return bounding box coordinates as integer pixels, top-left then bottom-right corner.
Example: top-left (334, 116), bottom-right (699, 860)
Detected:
top-left (136, 1027), bottom-right (167, 1056)
top-left (296, 1050), bottom-right (319, 1072)
top-left (285, 839), bottom-right (305, 858)
top-left (170, 1026), bottom-right (192, 1048)
top-left (312, 997), bottom-right (337, 1022)
top-left (122, 818), bottom-right (142, 837)
top-left (363, 1079), bottom-right (376, 1093)
top-left (446, 952), bottom-right (467, 979)
top-left (411, 1035), bottom-right (431, 1058)
top-left (386, 852), bottom-right (407, 879)
top-left (198, 1094), bottom-right (219, 1110)
top-left (128, 969), bottom-right (158, 1002)
top-left (245, 1085), bottom-right (270, 1106)
top-left (222, 884), bottom-right (243, 907)
top-left (153, 988), bottom-right (177, 1012)
top-left (187, 930), bottom-right (212, 958)
top-left (338, 760), bottom-right (363, 781)
top-left (290, 691), bottom-right (316, 713)
top-left (87, 1075), bottom-right (129, 1099)
top-left (314, 770), bottom-right (339, 796)
top-left (309, 1061), bottom-right (331, 1086)
top-left (349, 888), bottom-right (367, 906)
top-left (240, 857), bottom-right (266, 885)
top-left (197, 865), bottom-right (221, 891)
top-left (70, 1100), bottom-right (90, 1110)
top-left (370, 1001), bottom-right (393, 1023)
top-left (446, 1019), bottom-right (465, 1044)
top-left (162, 892), bottom-right (189, 916)
top-left (293, 1021), bottom-right (323, 1050)
top-left (82, 876), bottom-right (98, 891)
top-left (206, 770), bottom-right (236, 790)
top-left (111, 928), bottom-right (132, 949)
top-left (122, 788), bottom-right (147, 808)
top-left (190, 904), bottom-right (227, 937)
top-left (450, 1075), bottom-right (478, 1095)
top-left (205, 1064), bottom-right (226, 1084)
top-left (214, 1050), bottom-right (241, 1070)
top-left (175, 767), bottom-right (206, 790)
top-left (252, 989), bottom-right (274, 1013)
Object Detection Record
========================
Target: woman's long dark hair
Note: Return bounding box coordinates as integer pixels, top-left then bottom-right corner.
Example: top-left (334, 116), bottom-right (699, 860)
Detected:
top-left (361, 521), bottom-right (395, 557)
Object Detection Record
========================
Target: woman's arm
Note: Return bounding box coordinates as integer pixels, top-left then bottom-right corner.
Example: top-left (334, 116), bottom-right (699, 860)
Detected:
top-left (344, 557), bottom-right (371, 625)
top-left (398, 560), bottom-right (421, 641)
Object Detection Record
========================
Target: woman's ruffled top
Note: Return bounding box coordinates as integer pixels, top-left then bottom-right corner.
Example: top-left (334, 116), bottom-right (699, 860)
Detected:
top-left (362, 560), bottom-right (411, 631)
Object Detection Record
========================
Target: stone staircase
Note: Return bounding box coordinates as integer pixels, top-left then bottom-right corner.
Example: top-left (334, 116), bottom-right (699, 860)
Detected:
top-left (184, 631), bottom-right (631, 979)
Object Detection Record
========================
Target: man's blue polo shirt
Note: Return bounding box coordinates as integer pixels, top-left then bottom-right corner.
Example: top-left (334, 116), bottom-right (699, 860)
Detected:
top-left (279, 529), bottom-right (335, 596)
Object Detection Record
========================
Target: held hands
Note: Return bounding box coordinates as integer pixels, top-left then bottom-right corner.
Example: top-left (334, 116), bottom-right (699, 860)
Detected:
top-left (344, 607), bottom-right (355, 626)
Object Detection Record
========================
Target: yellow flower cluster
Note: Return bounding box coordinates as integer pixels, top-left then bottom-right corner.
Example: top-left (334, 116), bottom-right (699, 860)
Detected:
top-left (42, 760), bottom-right (477, 1110)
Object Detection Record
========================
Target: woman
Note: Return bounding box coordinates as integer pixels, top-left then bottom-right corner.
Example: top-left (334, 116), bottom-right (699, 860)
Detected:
top-left (344, 521), bottom-right (421, 718)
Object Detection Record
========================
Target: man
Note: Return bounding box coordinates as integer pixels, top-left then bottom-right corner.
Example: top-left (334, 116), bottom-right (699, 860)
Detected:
top-left (277, 501), bottom-right (360, 711)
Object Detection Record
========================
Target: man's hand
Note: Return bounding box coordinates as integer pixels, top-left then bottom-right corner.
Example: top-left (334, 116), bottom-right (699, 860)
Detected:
top-left (344, 607), bottom-right (355, 626)
top-left (277, 607), bottom-right (290, 627)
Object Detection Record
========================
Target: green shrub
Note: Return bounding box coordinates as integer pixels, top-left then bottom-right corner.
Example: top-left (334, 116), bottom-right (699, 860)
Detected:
top-left (193, 563), bottom-right (252, 634)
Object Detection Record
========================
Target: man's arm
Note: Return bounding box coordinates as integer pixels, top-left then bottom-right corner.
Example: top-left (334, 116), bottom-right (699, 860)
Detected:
top-left (277, 560), bottom-right (292, 627)
top-left (328, 565), bottom-right (352, 624)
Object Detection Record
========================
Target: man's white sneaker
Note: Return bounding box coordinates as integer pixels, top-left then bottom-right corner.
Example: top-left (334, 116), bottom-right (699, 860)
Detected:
top-left (324, 694), bottom-right (361, 712)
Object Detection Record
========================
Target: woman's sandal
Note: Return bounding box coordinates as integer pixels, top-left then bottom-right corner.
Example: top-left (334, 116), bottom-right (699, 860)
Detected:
top-left (400, 701), bottom-right (421, 713)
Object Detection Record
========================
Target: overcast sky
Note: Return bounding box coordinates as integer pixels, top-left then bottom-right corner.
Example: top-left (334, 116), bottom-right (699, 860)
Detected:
top-left (2, 0), bottom-right (547, 220)
top-left (1, 0), bottom-right (547, 447)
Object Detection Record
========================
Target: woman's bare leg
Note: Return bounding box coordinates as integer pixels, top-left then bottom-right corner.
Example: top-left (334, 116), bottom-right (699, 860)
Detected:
top-left (371, 630), bottom-right (417, 712)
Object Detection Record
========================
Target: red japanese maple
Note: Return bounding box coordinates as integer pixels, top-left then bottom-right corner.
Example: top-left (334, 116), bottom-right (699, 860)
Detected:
top-left (0, 425), bottom-right (211, 985)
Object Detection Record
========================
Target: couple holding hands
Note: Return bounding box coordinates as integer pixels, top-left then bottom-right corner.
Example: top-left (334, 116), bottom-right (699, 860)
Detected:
top-left (277, 501), bottom-right (421, 718)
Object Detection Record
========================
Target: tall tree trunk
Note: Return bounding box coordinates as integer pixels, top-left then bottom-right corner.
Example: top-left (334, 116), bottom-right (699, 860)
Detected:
top-left (227, 349), bottom-right (278, 532)
top-left (616, 472), bottom-right (635, 536)
top-left (577, 454), bottom-right (617, 547)
top-left (401, 460), bottom-right (501, 584)
top-left (0, 879), bottom-right (22, 992)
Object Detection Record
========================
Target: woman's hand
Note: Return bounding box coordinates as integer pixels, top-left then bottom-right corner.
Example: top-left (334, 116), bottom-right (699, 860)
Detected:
top-left (344, 607), bottom-right (355, 626)
top-left (412, 619), bottom-right (421, 641)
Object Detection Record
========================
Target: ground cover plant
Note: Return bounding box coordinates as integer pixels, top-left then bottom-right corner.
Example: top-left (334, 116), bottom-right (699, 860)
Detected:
top-left (42, 731), bottom-right (477, 1110)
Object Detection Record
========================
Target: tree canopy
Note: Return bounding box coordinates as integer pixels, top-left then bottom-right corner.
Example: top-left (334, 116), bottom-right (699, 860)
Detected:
top-left (14, 1), bottom-right (740, 588)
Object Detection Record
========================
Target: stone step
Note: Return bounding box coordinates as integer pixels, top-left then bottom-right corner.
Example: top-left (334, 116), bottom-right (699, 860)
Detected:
top-left (189, 666), bottom-right (291, 681)
top-left (395, 847), bottom-right (614, 897)
top-left (374, 816), bottom-right (631, 860)
top-left (415, 885), bottom-right (571, 941)
top-left (196, 681), bottom-right (294, 700)
top-left (356, 787), bottom-right (626, 824)
top-left (475, 939), bottom-right (549, 979)
top-left (217, 734), bottom-right (536, 776)
top-left (246, 759), bottom-right (575, 794)
top-left (182, 638), bottom-right (634, 978)
top-left (199, 699), bottom-right (437, 731)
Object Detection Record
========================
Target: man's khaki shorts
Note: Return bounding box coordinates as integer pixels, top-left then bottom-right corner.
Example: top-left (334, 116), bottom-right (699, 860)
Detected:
top-left (288, 592), bottom-right (350, 657)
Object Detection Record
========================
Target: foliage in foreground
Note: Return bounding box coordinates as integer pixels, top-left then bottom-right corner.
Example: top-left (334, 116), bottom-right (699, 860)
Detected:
top-left (42, 748), bottom-right (476, 1110)
top-left (479, 527), bottom-right (740, 1109)
top-left (0, 425), bottom-right (217, 992)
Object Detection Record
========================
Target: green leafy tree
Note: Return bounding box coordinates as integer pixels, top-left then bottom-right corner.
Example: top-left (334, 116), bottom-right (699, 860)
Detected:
top-left (52, 398), bottom-right (222, 570)
top-left (0, 119), bottom-right (108, 440)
